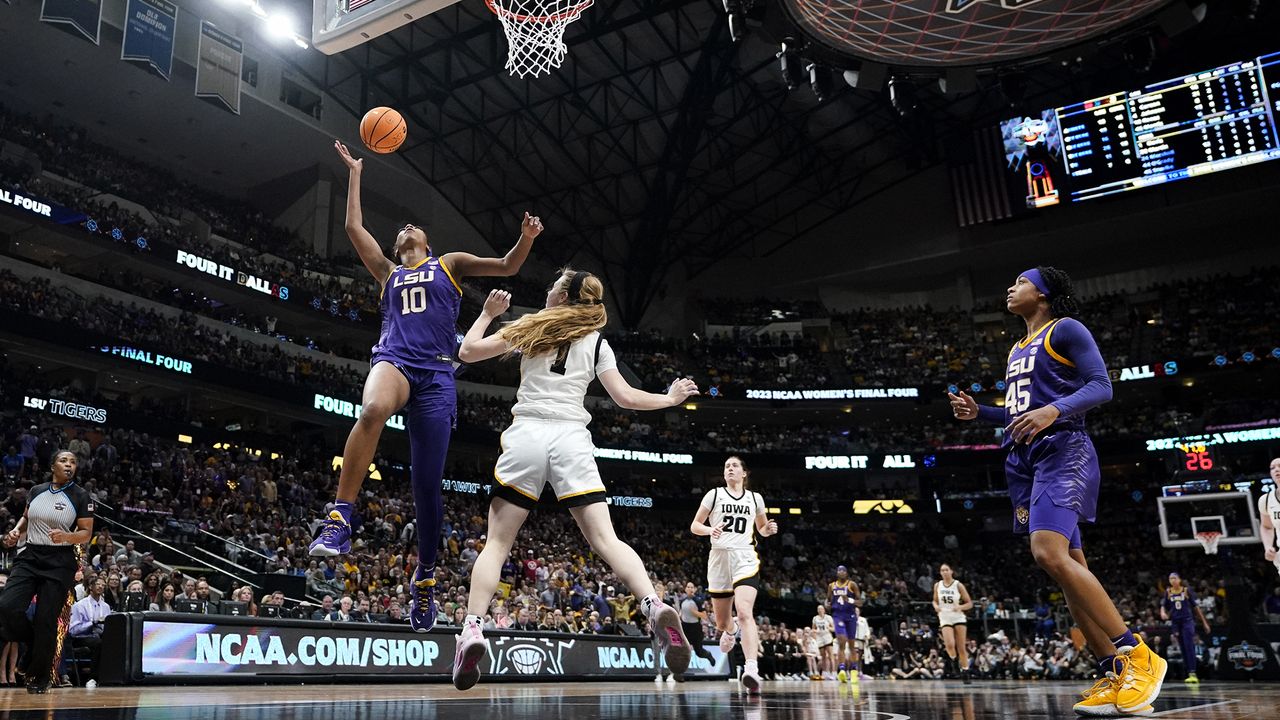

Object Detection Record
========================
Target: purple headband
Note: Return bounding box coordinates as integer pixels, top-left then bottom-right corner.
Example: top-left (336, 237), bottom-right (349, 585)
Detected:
top-left (1022, 268), bottom-right (1050, 298)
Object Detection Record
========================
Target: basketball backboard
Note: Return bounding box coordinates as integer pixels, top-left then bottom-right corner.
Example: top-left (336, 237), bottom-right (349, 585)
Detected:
top-left (1157, 491), bottom-right (1261, 549)
top-left (312, 0), bottom-right (463, 55)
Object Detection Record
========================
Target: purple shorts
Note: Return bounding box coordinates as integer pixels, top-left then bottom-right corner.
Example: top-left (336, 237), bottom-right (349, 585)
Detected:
top-left (1005, 430), bottom-right (1100, 551)
top-left (833, 613), bottom-right (857, 639)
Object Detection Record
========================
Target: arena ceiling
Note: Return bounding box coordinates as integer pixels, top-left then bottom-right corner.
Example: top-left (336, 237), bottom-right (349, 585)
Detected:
top-left (298, 0), bottom-right (1257, 326)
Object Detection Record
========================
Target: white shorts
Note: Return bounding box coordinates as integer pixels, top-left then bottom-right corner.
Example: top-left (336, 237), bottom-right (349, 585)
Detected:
top-left (707, 547), bottom-right (760, 597)
top-left (492, 418), bottom-right (607, 509)
top-left (938, 610), bottom-right (967, 628)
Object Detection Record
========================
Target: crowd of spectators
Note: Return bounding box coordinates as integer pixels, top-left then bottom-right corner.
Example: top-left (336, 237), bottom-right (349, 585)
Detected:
top-left (3, 416), bottom-right (1274, 670)
top-left (0, 106), bottom-right (383, 320)
top-left (5, 263), bottom-right (1274, 464)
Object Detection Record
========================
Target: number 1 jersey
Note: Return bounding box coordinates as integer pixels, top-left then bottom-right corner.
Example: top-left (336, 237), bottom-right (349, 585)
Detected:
top-left (373, 256), bottom-right (462, 372)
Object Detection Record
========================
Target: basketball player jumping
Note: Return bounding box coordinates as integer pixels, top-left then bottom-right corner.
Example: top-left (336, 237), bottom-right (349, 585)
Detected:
top-left (1260, 457), bottom-right (1280, 577)
top-left (449, 272), bottom-right (698, 691)
top-left (690, 456), bottom-right (778, 694)
top-left (933, 563), bottom-right (974, 684)
top-left (828, 565), bottom-right (861, 683)
top-left (308, 141), bottom-right (543, 635)
top-left (1159, 572), bottom-right (1210, 684)
top-left (950, 267), bottom-right (1166, 716)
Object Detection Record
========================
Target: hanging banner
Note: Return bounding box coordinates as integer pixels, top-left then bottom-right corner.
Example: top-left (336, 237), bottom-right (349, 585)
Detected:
top-left (121, 0), bottom-right (177, 80)
top-left (195, 22), bottom-right (243, 115)
top-left (39, 0), bottom-right (102, 44)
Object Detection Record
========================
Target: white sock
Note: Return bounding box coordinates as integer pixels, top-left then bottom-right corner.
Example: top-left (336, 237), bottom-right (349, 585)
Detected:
top-left (465, 614), bottom-right (483, 629)
top-left (641, 593), bottom-right (661, 617)
top-left (745, 659), bottom-right (758, 674)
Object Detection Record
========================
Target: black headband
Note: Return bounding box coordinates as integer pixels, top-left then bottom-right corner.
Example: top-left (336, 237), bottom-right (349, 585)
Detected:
top-left (567, 272), bottom-right (603, 305)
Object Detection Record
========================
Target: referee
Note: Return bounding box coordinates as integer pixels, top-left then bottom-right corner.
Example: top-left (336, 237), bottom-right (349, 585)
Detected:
top-left (0, 450), bottom-right (93, 693)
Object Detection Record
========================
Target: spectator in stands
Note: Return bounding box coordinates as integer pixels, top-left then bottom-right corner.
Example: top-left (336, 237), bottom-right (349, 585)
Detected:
top-left (103, 572), bottom-right (124, 610)
top-left (68, 577), bottom-right (110, 686)
top-left (179, 578), bottom-right (197, 601)
top-left (1266, 587), bottom-right (1280, 624)
top-left (311, 595), bottom-right (335, 621)
top-left (17, 426), bottom-right (38, 472)
top-left (510, 607), bottom-right (538, 632)
top-left (1, 447), bottom-right (22, 481)
top-left (115, 540), bottom-right (141, 566)
top-left (194, 580), bottom-right (219, 614)
top-left (68, 430), bottom-right (91, 469)
top-left (328, 596), bottom-right (355, 622)
top-left (150, 581), bottom-right (178, 612)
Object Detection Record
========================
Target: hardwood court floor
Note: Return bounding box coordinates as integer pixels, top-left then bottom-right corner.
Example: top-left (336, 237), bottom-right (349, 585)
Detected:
top-left (0, 679), bottom-right (1274, 718)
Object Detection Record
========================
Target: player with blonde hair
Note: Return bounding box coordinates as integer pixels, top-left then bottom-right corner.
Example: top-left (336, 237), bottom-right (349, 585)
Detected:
top-left (449, 269), bottom-right (698, 691)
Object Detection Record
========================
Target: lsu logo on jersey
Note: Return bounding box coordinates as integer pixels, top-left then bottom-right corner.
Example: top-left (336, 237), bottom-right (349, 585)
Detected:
top-left (393, 267), bottom-right (436, 287)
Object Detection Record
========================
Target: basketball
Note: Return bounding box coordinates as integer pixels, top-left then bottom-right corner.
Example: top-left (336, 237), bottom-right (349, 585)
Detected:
top-left (359, 107), bottom-right (407, 154)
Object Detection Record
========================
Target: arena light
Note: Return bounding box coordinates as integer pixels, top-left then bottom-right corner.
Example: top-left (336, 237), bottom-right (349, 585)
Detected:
top-left (777, 41), bottom-right (803, 91)
top-left (178, 434), bottom-right (193, 444)
top-left (807, 63), bottom-right (832, 103)
top-left (265, 11), bottom-right (298, 39)
top-left (788, 508), bottom-right (802, 515)
top-left (889, 76), bottom-right (917, 117)
top-left (722, 0), bottom-right (746, 42)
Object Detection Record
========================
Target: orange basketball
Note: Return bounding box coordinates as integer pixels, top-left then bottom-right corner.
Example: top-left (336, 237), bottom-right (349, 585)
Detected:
top-left (359, 107), bottom-right (407, 154)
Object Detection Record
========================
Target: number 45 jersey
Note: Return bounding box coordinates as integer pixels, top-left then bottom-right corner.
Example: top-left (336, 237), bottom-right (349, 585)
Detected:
top-left (1001, 317), bottom-right (1105, 445)
top-left (373, 257), bottom-right (462, 372)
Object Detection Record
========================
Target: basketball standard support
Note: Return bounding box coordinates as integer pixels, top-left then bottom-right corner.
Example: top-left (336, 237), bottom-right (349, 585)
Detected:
top-left (312, 0), bottom-right (465, 54)
top-left (1154, 493), bottom-right (1278, 679)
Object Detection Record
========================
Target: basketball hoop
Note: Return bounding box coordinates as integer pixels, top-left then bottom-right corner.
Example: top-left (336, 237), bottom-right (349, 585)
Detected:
top-left (1195, 531), bottom-right (1222, 555)
top-left (485, 0), bottom-right (593, 77)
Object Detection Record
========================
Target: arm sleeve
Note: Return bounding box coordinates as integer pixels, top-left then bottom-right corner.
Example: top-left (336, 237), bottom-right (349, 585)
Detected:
top-left (1047, 319), bottom-right (1113, 418)
top-left (68, 601), bottom-right (92, 636)
top-left (976, 404), bottom-right (1006, 425)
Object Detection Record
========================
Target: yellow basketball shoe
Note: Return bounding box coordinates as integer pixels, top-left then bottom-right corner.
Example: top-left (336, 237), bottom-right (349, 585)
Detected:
top-left (1073, 672), bottom-right (1154, 717)
top-left (1073, 673), bottom-right (1121, 716)
top-left (1115, 638), bottom-right (1168, 714)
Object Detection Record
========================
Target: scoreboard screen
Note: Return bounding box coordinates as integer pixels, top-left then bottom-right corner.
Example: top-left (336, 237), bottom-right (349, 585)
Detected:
top-left (1000, 50), bottom-right (1280, 210)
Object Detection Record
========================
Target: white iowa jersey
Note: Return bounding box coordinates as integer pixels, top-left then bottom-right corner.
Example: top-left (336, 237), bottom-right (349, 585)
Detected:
top-left (512, 331), bottom-right (616, 425)
top-left (936, 580), bottom-right (962, 610)
top-left (1264, 490), bottom-right (1280, 550)
top-left (701, 487), bottom-right (765, 549)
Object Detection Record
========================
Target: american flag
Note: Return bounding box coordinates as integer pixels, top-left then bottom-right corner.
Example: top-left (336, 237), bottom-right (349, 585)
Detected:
top-left (950, 125), bottom-right (1014, 227)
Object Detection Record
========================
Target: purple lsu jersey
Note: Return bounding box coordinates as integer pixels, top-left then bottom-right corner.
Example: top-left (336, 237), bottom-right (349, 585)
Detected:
top-left (1164, 588), bottom-right (1196, 623)
top-left (372, 257), bottom-right (463, 372)
top-left (829, 580), bottom-right (857, 614)
top-left (1002, 318), bottom-right (1088, 441)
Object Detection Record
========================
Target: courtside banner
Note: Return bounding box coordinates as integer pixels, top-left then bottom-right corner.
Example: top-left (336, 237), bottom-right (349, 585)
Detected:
top-left (40, 0), bottom-right (102, 44)
top-left (195, 22), bottom-right (243, 114)
top-left (126, 614), bottom-right (728, 682)
top-left (121, 0), bottom-right (177, 80)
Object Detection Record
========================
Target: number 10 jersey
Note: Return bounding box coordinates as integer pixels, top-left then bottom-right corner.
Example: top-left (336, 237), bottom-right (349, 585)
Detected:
top-left (373, 256), bottom-right (462, 372)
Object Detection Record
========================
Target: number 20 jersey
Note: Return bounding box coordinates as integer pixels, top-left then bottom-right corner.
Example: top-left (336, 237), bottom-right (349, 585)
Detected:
top-left (1001, 318), bottom-right (1089, 445)
top-left (372, 256), bottom-right (462, 372)
top-left (701, 488), bottom-right (765, 549)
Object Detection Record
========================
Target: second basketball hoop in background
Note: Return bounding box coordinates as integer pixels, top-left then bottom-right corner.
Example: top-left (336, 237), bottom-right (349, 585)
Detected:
top-left (485, 0), bottom-right (593, 78)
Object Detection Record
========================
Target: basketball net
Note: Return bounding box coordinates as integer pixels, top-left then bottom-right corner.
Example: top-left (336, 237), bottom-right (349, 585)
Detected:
top-left (485, 0), bottom-right (593, 77)
top-left (1194, 531), bottom-right (1221, 555)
